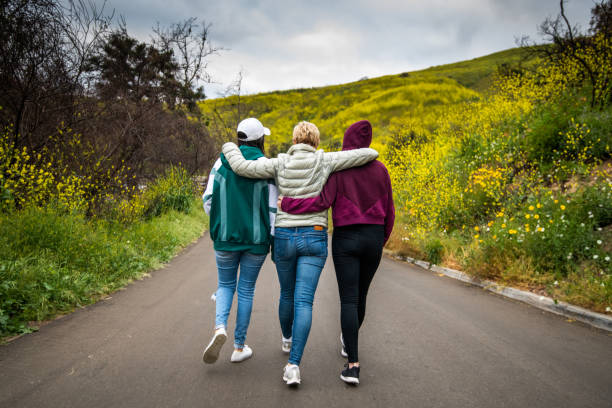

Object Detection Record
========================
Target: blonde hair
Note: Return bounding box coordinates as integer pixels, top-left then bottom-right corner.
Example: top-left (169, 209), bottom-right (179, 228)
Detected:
top-left (292, 121), bottom-right (320, 148)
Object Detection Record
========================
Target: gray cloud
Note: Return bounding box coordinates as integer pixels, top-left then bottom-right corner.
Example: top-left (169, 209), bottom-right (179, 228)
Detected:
top-left (97, 0), bottom-right (595, 97)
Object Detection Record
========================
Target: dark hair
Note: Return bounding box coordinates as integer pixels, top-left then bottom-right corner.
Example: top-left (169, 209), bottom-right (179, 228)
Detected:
top-left (237, 132), bottom-right (265, 155)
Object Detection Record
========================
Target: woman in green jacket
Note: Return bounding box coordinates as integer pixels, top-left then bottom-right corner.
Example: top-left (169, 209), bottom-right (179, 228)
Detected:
top-left (201, 118), bottom-right (278, 364)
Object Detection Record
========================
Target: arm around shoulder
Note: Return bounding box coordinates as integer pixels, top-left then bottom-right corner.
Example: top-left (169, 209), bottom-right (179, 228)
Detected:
top-left (326, 148), bottom-right (378, 172)
top-left (221, 142), bottom-right (277, 179)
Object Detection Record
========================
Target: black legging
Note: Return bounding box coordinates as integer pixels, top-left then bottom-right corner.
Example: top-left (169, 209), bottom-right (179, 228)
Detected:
top-left (332, 224), bottom-right (385, 363)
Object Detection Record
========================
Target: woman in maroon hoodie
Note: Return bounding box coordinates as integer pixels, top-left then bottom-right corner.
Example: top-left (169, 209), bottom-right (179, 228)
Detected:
top-left (279, 120), bottom-right (395, 385)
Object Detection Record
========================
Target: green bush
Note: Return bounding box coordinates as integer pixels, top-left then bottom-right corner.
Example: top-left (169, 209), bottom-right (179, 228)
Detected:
top-left (0, 197), bottom-right (207, 337)
top-left (142, 166), bottom-right (195, 219)
top-left (424, 238), bottom-right (444, 265)
top-left (521, 98), bottom-right (611, 169)
top-left (522, 100), bottom-right (577, 163)
top-left (576, 106), bottom-right (612, 161)
top-left (480, 181), bottom-right (611, 278)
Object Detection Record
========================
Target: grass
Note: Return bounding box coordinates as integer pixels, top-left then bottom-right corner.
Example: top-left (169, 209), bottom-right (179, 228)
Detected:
top-left (420, 47), bottom-right (541, 91)
top-left (0, 197), bottom-right (208, 338)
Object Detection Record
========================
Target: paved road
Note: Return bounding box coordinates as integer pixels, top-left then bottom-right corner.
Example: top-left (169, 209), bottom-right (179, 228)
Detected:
top-left (1, 236), bottom-right (611, 408)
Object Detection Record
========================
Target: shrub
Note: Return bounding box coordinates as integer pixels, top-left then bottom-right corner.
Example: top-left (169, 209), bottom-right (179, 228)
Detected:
top-left (424, 238), bottom-right (444, 265)
top-left (0, 127), bottom-right (135, 215)
top-left (475, 181), bottom-right (611, 277)
top-left (141, 166), bottom-right (196, 220)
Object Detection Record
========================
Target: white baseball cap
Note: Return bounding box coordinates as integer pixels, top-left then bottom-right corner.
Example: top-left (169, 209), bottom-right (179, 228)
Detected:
top-left (237, 118), bottom-right (271, 141)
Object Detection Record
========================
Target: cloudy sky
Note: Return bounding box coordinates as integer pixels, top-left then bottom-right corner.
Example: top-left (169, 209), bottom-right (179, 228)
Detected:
top-left (104, 0), bottom-right (595, 98)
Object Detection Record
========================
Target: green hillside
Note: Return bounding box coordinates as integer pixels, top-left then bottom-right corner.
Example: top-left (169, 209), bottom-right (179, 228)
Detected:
top-left (200, 43), bottom-right (611, 314)
top-left (200, 47), bottom-right (531, 154)
top-left (420, 48), bottom-right (538, 90)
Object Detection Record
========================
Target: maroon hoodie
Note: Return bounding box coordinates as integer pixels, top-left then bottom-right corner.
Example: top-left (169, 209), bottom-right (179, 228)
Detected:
top-left (281, 120), bottom-right (395, 243)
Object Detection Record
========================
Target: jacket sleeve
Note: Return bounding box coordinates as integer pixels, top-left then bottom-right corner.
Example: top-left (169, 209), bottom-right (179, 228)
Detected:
top-left (202, 158), bottom-right (222, 215)
top-left (324, 148), bottom-right (378, 173)
top-left (281, 173), bottom-right (338, 214)
top-left (221, 142), bottom-right (278, 179)
top-left (383, 172), bottom-right (395, 244)
top-left (268, 181), bottom-right (278, 236)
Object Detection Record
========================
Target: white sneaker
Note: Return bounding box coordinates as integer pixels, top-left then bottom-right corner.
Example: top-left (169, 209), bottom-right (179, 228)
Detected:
top-left (202, 327), bottom-right (227, 364)
top-left (340, 333), bottom-right (348, 358)
top-left (231, 345), bottom-right (253, 362)
top-left (281, 336), bottom-right (292, 353)
top-left (283, 364), bottom-right (301, 385)
top-left (211, 292), bottom-right (216, 302)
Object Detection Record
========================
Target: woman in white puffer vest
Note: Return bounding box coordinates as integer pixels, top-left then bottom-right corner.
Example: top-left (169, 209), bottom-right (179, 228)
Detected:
top-left (221, 121), bottom-right (378, 386)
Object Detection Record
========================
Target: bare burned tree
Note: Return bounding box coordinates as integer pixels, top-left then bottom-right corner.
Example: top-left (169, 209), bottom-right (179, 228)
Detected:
top-left (206, 69), bottom-right (247, 144)
top-left (60, 0), bottom-right (113, 93)
top-left (590, 0), bottom-right (612, 37)
top-left (525, 0), bottom-right (612, 108)
top-left (223, 69), bottom-right (244, 128)
top-left (1, 0), bottom-right (67, 146)
top-left (0, 0), bottom-right (112, 149)
top-left (153, 18), bottom-right (220, 111)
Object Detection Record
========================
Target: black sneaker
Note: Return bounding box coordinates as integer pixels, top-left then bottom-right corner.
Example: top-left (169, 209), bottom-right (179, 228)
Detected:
top-left (340, 364), bottom-right (360, 385)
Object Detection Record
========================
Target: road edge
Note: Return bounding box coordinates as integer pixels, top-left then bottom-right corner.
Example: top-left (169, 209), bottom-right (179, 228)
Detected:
top-left (385, 251), bottom-right (612, 333)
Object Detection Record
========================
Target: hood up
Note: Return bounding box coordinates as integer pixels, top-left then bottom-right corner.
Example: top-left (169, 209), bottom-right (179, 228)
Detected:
top-left (342, 120), bottom-right (372, 150)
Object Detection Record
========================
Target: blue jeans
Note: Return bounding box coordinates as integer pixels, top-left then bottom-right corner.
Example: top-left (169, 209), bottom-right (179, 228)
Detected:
top-left (214, 250), bottom-right (267, 348)
top-left (274, 226), bottom-right (328, 365)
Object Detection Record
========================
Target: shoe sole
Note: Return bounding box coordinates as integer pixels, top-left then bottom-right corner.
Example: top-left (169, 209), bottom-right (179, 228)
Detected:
top-left (340, 374), bottom-right (359, 385)
top-left (284, 377), bottom-right (301, 386)
top-left (283, 370), bottom-right (300, 385)
top-left (202, 333), bottom-right (227, 364)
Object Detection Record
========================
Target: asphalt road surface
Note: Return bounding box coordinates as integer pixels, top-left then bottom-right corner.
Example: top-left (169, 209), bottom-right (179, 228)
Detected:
top-left (1, 235), bottom-right (611, 408)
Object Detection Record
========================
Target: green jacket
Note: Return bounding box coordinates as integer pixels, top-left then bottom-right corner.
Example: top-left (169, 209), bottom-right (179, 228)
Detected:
top-left (203, 146), bottom-right (275, 254)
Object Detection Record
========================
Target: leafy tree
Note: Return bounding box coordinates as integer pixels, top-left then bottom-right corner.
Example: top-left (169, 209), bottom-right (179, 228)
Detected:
top-left (87, 28), bottom-right (180, 106)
